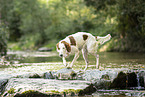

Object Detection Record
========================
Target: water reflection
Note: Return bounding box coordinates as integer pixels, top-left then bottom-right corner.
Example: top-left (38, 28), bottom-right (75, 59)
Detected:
top-left (18, 52), bottom-right (145, 69)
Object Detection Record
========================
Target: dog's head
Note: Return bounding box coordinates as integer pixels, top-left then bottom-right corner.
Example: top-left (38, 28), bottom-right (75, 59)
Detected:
top-left (56, 41), bottom-right (71, 58)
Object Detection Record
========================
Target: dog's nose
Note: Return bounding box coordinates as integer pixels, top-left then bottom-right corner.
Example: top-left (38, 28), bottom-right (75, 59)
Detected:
top-left (59, 54), bottom-right (63, 57)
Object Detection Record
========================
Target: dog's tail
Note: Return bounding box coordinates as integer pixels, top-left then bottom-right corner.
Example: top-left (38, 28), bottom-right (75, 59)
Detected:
top-left (95, 34), bottom-right (111, 45)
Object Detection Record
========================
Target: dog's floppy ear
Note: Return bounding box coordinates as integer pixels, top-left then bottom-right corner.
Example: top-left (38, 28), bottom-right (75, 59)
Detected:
top-left (56, 43), bottom-right (60, 50)
top-left (61, 41), bottom-right (71, 52)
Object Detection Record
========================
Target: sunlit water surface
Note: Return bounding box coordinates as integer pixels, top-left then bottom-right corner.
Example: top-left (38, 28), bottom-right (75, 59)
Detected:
top-left (18, 52), bottom-right (145, 69)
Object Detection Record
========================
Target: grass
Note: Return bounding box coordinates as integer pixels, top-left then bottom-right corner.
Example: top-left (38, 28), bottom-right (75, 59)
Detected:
top-left (8, 42), bottom-right (22, 51)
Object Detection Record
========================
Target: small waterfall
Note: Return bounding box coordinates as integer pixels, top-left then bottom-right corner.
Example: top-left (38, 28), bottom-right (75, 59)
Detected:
top-left (136, 71), bottom-right (142, 89)
top-left (126, 73), bottom-right (128, 89)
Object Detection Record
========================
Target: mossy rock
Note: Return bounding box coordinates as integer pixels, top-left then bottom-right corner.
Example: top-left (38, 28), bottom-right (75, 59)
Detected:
top-left (139, 71), bottom-right (145, 87)
top-left (109, 71), bottom-right (138, 89)
top-left (78, 84), bottom-right (96, 96)
top-left (94, 80), bottom-right (111, 89)
top-left (14, 90), bottom-right (62, 97)
top-left (109, 71), bottom-right (127, 89)
top-left (62, 89), bottom-right (82, 94)
top-left (101, 74), bottom-right (110, 80)
top-left (45, 90), bottom-right (60, 94)
top-left (8, 88), bottom-right (15, 94)
top-left (127, 72), bottom-right (137, 87)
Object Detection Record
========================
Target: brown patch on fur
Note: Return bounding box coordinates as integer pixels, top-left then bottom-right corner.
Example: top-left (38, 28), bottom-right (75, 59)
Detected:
top-left (56, 43), bottom-right (60, 50)
top-left (61, 41), bottom-right (71, 52)
top-left (95, 36), bottom-right (97, 39)
top-left (69, 36), bottom-right (76, 46)
top-left (83, 34), bottom-right (88, 41)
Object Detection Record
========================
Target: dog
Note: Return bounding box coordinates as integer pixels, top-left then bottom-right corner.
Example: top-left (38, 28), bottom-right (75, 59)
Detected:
top-left (56, 32), bottom-right (111, 70)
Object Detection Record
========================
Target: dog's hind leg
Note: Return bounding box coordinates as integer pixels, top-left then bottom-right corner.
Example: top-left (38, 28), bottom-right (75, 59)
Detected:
top-left (94, 53), bottom-right (99, 69)
top-left (70, 51), bottom-right (80, 68)
top-left (82, 48), bottom-right (89, 71)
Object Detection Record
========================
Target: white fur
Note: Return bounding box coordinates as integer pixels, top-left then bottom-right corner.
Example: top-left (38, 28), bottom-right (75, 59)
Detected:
top-left (57, 32), bottom-right (111, 70)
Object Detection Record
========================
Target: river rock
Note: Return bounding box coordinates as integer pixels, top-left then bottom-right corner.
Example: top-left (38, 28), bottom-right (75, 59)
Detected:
top-left (78, 84), bottom-right (96, 96)
top-left (14, 90), bottom-right (61, 97)
top-left (3, 78), bottom-right (92, 96)
top-left (109, 71), bottom-right (140, 89)
top-left (54, 68), bottom-right (77, 80)
top-left (44, 71), bottom-right (55, 79)
top-left (0, 79), bottom-right (8, 95)
top-left (127, 72), bottom-right (137, 87)
top-left (38, 47), bottom-right (53, 52)
top-left (93, 80), bottom-right (111, 89)
top-left (82, 69), bottom-right (119, 82)
top-left (138, 70), bottom-right (145, 88)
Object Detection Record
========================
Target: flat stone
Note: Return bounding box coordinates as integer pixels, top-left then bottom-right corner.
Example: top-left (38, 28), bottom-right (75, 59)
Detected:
top-left (82, 69), bottom-right (119, 82)
top-left (54, 68), bottom-right (76, 80)
top-left (3, 78), bottom-right (91, 96)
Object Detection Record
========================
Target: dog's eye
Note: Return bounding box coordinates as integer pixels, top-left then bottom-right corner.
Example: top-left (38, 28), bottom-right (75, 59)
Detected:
top-left (63, 47), bottom-right (65, 49)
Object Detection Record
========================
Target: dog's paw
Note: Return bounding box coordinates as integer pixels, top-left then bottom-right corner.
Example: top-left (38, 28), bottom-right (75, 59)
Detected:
top-left (66, 67), bottom-right (72, 69)
top-left (84, 67), bottom-right (87, 71)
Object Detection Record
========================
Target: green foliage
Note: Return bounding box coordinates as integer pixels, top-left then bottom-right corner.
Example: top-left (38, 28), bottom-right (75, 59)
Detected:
top-left (0, 21), bottom-right (9, 56)
top-left (116, 0), bottom-right (145, 52)
top-left (85, 0), bottom-right (145, 52)
top-left (0, 0), bottom-right (144, 52)
top-left (84, 0), bottom-right (117, 11)
top-left (117, 0), bottom-right (145, 36)
top-left (0, 0), bottom-right (21, 41)
top-left (8, 42), bottom-right (22, 51)
top-left (2, 0), bottom-right (108, 49)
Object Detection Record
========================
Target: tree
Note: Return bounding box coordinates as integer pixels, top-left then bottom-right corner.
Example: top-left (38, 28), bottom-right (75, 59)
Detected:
top-left (0, 21), bottom-right (9, 56)
top-left (0, 0), bottom-right (21, 41)
top-left (84, 0), bottom-right (145, 52)
top-left (117, 0), bottom-right (145, 52)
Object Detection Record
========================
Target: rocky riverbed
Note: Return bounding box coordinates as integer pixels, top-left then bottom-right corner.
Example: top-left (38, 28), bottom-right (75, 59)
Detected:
top-left (1, 67), bottom-right (145, 96)
top-left (0, 51), bottom-right (145, 96)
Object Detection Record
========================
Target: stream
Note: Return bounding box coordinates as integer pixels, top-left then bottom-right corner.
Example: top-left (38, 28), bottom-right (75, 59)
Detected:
top-left (7, 51), bottom-right (145, 69)
top-left (0, 51), bottom-right (145, 96)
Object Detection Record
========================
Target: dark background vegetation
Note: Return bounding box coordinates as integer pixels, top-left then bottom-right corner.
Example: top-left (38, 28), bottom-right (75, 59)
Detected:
top-left (0, 0), bottom-right (145, 56)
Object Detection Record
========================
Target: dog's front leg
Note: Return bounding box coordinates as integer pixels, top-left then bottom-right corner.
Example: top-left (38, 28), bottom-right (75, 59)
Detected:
top-left (94, 53), bottom-right (99, 69)
top-left (69, 51), bottom-right (79, 68)
top-left (62, 57), bottom-right (67, 67)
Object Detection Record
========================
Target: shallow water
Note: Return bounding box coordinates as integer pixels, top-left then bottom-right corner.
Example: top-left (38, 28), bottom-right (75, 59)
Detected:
top-left (18, 52), bottom-right (145, 69)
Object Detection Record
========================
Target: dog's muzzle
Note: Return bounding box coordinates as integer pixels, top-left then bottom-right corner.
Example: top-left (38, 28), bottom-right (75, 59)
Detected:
top-left (59, 54), bottom-right (63, 57)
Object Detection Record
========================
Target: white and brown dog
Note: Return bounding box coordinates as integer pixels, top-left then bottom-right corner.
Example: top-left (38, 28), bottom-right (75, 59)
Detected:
top-left (56, 32), bottom-right (111, 70)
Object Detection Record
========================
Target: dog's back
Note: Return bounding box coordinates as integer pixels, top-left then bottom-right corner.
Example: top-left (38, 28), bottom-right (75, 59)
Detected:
top-left (68, 32), bottom-right (95, 47)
